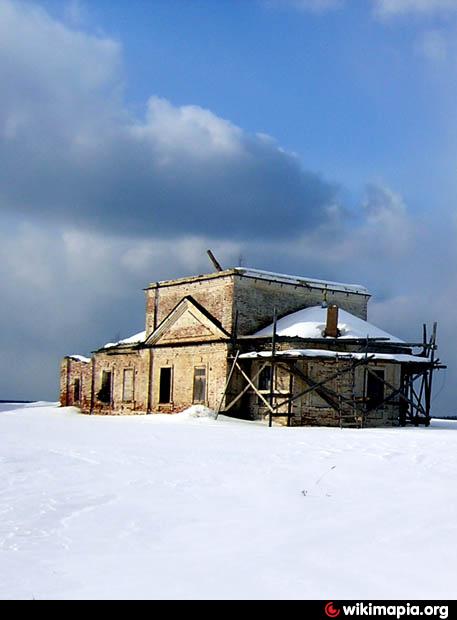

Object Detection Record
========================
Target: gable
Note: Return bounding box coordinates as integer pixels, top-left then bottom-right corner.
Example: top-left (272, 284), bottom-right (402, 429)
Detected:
top-left (145, 296), bottom-right (230, 345)
top-left (158, 309), bottom-right (215, 343)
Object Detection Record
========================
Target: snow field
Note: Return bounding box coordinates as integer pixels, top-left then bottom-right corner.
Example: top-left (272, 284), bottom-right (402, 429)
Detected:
top-left (0, 403), bottom-right (456, 599)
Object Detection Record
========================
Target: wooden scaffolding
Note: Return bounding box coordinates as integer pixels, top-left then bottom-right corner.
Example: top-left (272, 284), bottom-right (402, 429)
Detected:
top-left (216, 322), bottom-right (445, 428)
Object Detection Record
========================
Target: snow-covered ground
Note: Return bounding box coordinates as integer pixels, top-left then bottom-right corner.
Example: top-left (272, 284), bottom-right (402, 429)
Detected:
top-left (1, 403), bottom-right (456, 600)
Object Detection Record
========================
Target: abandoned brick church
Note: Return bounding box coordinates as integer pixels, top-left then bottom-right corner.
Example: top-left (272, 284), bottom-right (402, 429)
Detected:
top-left (60, 263), bottom-right (443, 427)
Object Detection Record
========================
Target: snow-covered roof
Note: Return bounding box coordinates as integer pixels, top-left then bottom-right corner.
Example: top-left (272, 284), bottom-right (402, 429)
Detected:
top-left (252, 305), bottom-right (403, 343)
top-left (239, 349), bottom-right (430, 364)
top-left (68, 355), bottom-right (91, 363)
top-left (103, 330), bottom-right (146, 349)
top-left (234, 268), bottom-right (369, 295)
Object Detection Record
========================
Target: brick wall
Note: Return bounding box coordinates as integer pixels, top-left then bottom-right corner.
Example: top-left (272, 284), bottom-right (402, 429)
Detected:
top-left (245, 353), bottom-right (401, 428)
top-left (151, 343), bottom-right (230, 411)
top-left (66, 343), bottom-right (231, 415)
top-left (90, 349), bottom-right (150, 415)
top-left (145, 270), bottom-right (369, 341)
top-left (59, 358), bottom-right (92, 411)
top-left (145, 274), bottom-right (234, 337)
top-left (233, 274), bottom-right (369, 336)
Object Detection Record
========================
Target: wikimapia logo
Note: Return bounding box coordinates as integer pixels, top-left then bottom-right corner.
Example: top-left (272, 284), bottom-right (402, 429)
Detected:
top-left (325, 602), bottom-right (341, 618)
top-left (324, 603), bottom-right (448, 620)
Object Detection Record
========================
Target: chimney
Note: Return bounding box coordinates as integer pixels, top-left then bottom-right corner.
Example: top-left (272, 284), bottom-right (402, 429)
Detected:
top-left (325, 304), bottom-right (339, 338)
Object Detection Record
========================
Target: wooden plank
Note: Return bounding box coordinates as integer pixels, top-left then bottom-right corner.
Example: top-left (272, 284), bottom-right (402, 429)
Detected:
top-left (365, 366), bottom-right (427, 417)
top-left (273, 356), bottom-right (374, 412)
top-left (206, 249), bottom-right (223, 272)
top-left (235, 362), bottom-right (276, 415)
top-left (269, 308), bottom-right (277, 428)
top-left (222, 361), bottom-right (269, 413)
top-left (215, 350), bottom-right (240, 419)
top-left (277, 361), bottom-right (341, 412)
top-left (287, 373), bottom-right (293, 427)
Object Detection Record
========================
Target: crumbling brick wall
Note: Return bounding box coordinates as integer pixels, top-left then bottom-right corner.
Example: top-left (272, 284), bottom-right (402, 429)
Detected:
top-left (90, 349), bottom-right (150, 415)
top-left (59, 357), bottom-right (92, 410)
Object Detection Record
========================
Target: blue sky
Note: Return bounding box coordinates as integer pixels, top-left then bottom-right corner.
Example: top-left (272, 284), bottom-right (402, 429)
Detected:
top-left (1, 0), bottom-right (457, 412)
top-left (40, 0), bottom-right (457, 201)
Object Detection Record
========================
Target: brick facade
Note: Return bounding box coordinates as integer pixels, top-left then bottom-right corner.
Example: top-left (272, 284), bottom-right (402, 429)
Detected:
top-left (144, 269), bottom-right (369, 338)
top-left (60, 267), bottom-right (410, 427)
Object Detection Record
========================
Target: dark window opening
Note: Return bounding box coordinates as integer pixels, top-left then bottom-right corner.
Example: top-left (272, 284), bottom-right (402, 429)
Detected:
top-left (159, 367), bottom-right (172, 404)
top-left (258, 366), bottom-right (272, 391)
top-left (73, 377), bottom-right (81, 403)
top-left (193, 367), bottom-right (206, 403)
top-left (97, 370), bottom-right (112, 404)
top-left (367, 369), bottom-right (385, 410)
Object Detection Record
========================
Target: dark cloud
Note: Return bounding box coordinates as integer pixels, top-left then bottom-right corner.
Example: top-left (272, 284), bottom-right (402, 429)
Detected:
top-left (0, 1), bottom-right (339, 240)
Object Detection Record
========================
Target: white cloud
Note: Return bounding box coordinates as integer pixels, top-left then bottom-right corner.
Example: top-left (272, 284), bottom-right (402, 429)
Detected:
top-left (374, 0), bottom-right (457, 17)
top-left (132, 96), bottom-right (243, 159)
top-left (268, 0), bottom-right (457, 17)
top-left (0, 0), bottom-right (122, 120)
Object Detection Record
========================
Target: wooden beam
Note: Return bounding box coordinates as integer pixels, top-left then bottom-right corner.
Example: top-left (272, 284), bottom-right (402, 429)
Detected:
top-left (276, 360), bottom-right (341, 412)
top-left (235, 362), bottom-right (276, 415)
top-left (215, 350), bottom-right (240, 419)
top-left (273, 356), bottom-right (374, 413)
top-left (222, 361), bottom-right (269, 413)
top-left (287, 373), bottom-right (293, 427)
top-left (426, 322), bottom-right (437, 423)
top-left (365, 366), bottom-right (427, 417)
top-left (269, 308), bottom-right (277, 428)
top-left (206, 249), bottom-right (223, 272)
top-left (366, 382), bottom-right (406, 413)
